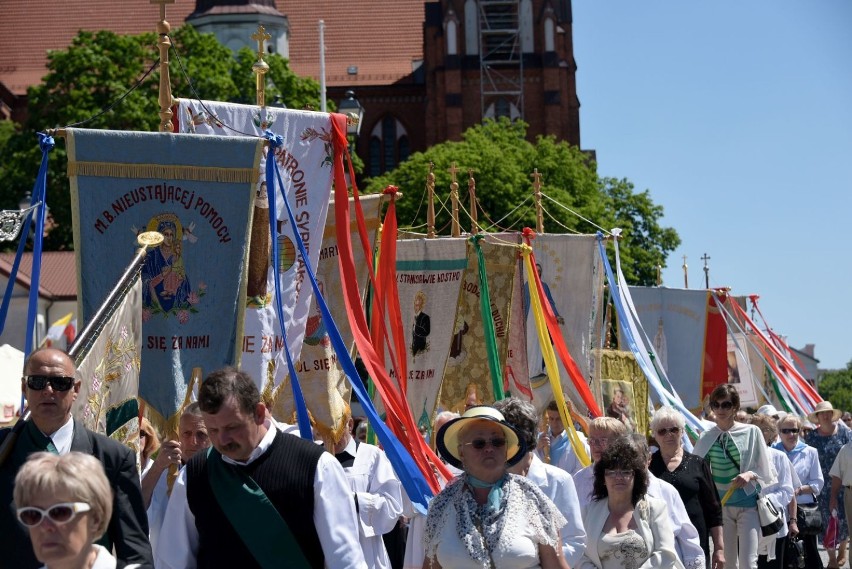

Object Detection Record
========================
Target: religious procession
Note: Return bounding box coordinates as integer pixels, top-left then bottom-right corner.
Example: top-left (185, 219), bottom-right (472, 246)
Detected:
top-left (0, 3), bottom-right (846, 569)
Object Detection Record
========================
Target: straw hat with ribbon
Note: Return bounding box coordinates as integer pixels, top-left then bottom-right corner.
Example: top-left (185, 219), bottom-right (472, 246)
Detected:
top-left (436, 405), bottom-right (525, 469)
top-left (807, 401), bottom-right (843, 424)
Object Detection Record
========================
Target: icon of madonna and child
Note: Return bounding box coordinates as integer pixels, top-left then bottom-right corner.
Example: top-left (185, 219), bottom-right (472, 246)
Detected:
top-left (141, 213), bottom-right (205, 322)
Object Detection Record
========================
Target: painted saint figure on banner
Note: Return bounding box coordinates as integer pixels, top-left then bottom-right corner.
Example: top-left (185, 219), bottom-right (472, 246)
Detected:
top-left (142, 213), bottom-right (202, 320)
top-left (411, 290), bottom-right (431, 358)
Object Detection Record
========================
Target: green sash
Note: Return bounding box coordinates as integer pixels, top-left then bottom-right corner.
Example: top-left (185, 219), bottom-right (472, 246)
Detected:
top-left (206, 447), bottom-right (312, 569)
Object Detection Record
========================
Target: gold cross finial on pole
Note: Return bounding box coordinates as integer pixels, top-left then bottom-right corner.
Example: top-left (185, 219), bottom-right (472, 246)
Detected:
top-left (449, 162), bottom-right (460, 237)
top-left (531, 168), bottom-right (543, 234)
top-left (151, 0), bottom-right (175, 132)
top-left (701, 252), bottom-right (711, 289)
top-left (426, 162), bottom-right (436, 238)
top-left (467, 168), bottom-right (478, 235)
top-left (682, 255), bottom-right (689, 289)
top-left (251, 25), bottom-right (272, 109)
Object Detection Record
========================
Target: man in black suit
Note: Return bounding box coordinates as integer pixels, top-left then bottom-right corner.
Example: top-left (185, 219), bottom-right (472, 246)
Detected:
top-left (410, 291), bottom-right (430, 357)
top-left (0, 348), bottom-right (153, 569)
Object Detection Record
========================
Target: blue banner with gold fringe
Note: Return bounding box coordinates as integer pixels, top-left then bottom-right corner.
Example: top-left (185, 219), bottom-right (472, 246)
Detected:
top-left (67, 129), bottom-right (262, 430)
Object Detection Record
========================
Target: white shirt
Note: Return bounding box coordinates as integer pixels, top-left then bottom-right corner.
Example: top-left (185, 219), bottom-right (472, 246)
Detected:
top-left (527, 454), bottom-right (586, 566)
top-left (146, 468), bottom-right (170, 557)
top-left (535, 430), bottom-right (587, 476)
top-left (155, 420), bottom-right (367, 569)
top-left (775, 443), bottom-right (822, 504)
top-left (41, 415), bottom-right (74, 454)
top-left (39, 544), bottom-right (139, 569)
top-left (572, 464), bottom-right (595, 515)
top-left (647, 473), bottom-right (704, 569)
top-left (338, 438), bottom-right (404, 569)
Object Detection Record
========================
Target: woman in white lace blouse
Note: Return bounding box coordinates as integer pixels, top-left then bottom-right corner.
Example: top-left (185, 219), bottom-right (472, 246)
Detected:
top-left (578, 437), bottom-right (685, 569)
top-left (424, 406), bottom-right (569, 569)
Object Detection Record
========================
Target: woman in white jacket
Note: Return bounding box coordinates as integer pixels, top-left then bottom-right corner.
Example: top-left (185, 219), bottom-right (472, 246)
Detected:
top-left (693, 384), bottom-right (777, 569)
top-left (579, 437), bottom-right (685, 569)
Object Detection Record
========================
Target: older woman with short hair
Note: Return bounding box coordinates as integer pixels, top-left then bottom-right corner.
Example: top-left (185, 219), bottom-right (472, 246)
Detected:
top-left (425, 406), bottom-right (569, 569)
top-left (578, 437), bottom-right (685, 569)
top-left (649, 406), bottom-right (723, 569)
top-left (14, 451), bottom-right (136, 569)
top-left (773, 414), bottom-right (823, 568)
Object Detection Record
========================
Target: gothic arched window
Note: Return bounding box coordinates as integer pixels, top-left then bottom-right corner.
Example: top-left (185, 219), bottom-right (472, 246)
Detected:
top-left (368, 116), bottom-right (410, 175)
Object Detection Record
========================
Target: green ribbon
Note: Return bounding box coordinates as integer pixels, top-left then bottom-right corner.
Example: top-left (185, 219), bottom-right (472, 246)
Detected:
top-left (471, 236), bottom-right (505, 400)
top-left (206, 447), bottom-right (312, 569)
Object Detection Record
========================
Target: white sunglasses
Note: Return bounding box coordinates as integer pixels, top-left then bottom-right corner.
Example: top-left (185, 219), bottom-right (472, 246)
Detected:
top-left (17, 502), bottom-right (91, 527)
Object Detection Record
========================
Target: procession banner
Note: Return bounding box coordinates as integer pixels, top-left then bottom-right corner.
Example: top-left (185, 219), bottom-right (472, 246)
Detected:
top-left (176, 100), bottom-right (335, 393)
top-left (627, 287), bottom-right (719, 410)
top-left (72, 278), bottom-right (142, 451)
top-left (593, 349), bottom-right (648, 437)
top-left (383, 238), bottom-right (467, 437)
top-left (521, 234), bottom-right (603, 415)
top-left (440, 240), bottom-right (517, 412)
top-left (267, 194), bottom-right (382, 438)
top-left (68, 128), bottom-right (261, 430)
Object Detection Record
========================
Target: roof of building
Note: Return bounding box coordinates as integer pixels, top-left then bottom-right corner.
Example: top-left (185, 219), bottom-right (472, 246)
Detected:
top-left (0, 0), bottom-right (424, 98)
top-left (0, 252), bottom-right (77, 300)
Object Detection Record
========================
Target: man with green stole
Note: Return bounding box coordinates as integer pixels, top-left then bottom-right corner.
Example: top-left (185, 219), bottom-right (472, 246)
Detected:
top-left (0, 348), bottom-right (153, 569)
top-left (156, 367), bottom-right (366, 569)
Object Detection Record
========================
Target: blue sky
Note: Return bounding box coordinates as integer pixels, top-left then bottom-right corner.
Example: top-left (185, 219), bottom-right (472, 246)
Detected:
top-left (572, 1), bottom-right (852, 370)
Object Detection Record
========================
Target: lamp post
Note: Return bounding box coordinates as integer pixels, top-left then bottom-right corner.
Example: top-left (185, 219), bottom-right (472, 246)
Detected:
top-left (338, 90), bottom-right (364, 150)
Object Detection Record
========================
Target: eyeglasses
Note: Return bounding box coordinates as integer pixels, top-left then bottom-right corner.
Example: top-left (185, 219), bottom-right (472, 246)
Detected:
top-left (25, 375), bottom-right (75, 392)
top-left (710, 400), bottom-right (734, 410)
top-left (780, 428), bottom-right (800, 434)
top-left (17, 502), bottom-right (91, 527)
top-left (656, 427), bottom-right (680, 436)
top-left (589, 437), bottom-right (610, 447)
top-left (464, 437), bottom-right (507, 450)
top-left (604, 469), bottom-right (635, 479)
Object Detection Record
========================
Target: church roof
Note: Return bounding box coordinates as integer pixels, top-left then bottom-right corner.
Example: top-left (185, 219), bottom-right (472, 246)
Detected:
top-left (0, 0), bottom-right (424, 98)
top-left (0, 252), bottom-right (77, 300)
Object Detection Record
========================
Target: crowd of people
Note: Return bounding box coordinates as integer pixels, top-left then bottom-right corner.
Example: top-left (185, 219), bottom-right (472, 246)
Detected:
top-left (2, 347), bottom-right (851, 569)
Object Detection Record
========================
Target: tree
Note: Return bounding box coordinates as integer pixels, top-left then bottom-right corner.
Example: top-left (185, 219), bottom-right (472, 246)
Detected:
top-left (818, 361), bottom-right (852, 412)
top-left (362, 118), bottom-right (680, 284)
top-left (0, 26), bottom-right (324, 250)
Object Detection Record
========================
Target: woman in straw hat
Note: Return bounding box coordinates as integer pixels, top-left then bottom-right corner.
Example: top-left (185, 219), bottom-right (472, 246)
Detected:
top-left (424, 406), bottom-right (569, 569)
top-left (805, 400), bottom-right (852, 569)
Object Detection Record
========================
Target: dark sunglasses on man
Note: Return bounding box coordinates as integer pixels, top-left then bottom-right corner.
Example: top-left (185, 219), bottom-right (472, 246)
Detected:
top-left (25, 375), bottom-right (76, 392)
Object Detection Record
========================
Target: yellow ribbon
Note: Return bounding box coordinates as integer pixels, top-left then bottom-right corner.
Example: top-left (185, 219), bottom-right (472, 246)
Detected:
top-left (522, 249), bottom-right (590, 467)
top-left (720, 486), bottom-right (735, 506)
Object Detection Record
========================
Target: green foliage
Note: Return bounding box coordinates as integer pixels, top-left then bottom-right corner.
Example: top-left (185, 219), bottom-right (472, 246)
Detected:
top-left (818, 361), bottom-right (852, 412)
top-left (0, 26), bottom-right (326, 250)
top-left (363, 118), bottom-right (680, 284)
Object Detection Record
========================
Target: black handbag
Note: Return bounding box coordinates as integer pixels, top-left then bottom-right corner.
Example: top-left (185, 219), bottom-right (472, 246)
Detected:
top-left (796, 502), bottom-right (823, 535)
top-left (784, 536), bottom-right (805, 569)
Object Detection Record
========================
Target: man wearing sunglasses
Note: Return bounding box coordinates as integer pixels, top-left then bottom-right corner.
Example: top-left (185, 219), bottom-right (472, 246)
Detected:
top-left (0, 347), bottom-right (153, 569)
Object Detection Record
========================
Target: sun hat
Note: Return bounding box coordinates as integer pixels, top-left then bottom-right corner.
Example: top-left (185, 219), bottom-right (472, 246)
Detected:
top-left (436, 405), bottom-right (525, 469)
top-left (756, 404), bottom-right (780, 418)
top-left (807, 401), bottom-right (843, 424)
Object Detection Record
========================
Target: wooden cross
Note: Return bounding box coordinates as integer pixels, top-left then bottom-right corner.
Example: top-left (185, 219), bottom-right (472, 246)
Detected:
top-left (150, 0), bottom-right (175, 20)
top-left (448, 162), bottom-right (460, 185)
top-left (531, 168), bottom-right (543, 193)
top-left (252, 25), bottom-right (272, 58)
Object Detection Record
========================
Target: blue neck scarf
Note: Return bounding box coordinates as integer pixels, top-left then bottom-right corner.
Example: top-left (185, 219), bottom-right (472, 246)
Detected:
top-left (549, 430), bottom-right (570, 466)
top-left (773, 439), bottom-right (806, 457)
top-left (466, 474), bottom-right (507, 513)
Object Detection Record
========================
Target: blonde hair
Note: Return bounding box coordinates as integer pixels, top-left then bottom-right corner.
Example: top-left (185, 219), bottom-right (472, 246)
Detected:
top-left (14, 452), bottom-right (113, 539)
top-left (588, 416), bottom-right (628, 437)
top-left (778, 414), bottom-right (802, 429)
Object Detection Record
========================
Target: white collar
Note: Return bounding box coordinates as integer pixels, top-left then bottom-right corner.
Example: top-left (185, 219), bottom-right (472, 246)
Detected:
top-left (221, 418), bottom-right (277, 466)
top-left (342, 436), bottom-right (358, 456)
top-left (39, 415), bottom-right (74, 455)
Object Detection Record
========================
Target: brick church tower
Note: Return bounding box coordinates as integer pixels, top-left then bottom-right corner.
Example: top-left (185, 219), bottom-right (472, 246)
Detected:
top-left (423, 0), bottom-right (581, 148)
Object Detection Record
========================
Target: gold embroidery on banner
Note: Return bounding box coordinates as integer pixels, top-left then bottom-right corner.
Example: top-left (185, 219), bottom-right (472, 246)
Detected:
top-left (68, 161), bottom-right (258, 184)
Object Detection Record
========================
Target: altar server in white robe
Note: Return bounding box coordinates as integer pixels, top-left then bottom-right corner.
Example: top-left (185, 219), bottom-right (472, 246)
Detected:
top-left (324, 406), bottom-right (404, 569)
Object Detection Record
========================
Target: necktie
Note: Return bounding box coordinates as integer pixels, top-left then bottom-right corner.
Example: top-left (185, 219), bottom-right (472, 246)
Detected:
top-left (46, 438), bottom-right (59, 455)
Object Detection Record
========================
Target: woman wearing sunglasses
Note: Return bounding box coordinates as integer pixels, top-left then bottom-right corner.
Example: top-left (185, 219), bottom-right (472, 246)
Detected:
top-left (771, 415), bottom-right (823, 568)
top-left (649, 406), bottom-right (724, 569)
top-left (578, 436), bottom-right (685, 568)
top-left (693, 384), bottom-right (777, 569)
top-left (425, 406), bottom-right (569, 569)
top-left (13, 451), bottom-right (140, 569)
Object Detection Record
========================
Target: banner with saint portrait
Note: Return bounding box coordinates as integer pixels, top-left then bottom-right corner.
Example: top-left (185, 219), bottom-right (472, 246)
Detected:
top-left (379, 238), bottom-right (467, 437)
top-left (68, 128), bottom-right (261, 430)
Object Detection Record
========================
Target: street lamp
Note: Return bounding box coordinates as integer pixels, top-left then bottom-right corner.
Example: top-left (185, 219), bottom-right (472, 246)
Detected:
top-left (338, 90), bottom-right (364, 141)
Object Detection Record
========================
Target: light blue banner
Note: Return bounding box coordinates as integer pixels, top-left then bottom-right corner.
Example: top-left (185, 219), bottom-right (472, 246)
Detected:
top-left (68, 129), bottom-right (262, 424)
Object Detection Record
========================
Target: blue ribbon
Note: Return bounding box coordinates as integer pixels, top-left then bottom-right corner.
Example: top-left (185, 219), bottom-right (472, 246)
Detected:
top-left (263, 131), bottom-right (433, 512)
